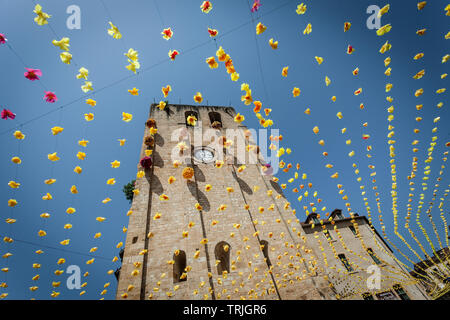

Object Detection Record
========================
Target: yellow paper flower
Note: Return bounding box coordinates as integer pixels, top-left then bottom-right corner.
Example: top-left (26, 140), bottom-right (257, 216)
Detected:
top-left (13, 131), bottom-right (25, 140)
top-left (376, 24), bottom-right (392, 36)
top-left (128, 87), bottom-right (139, 96)
top-left (379, 41), bottom-right (392, 54)
top-left (85, 99), bottom-right (96, 107)
top-left (256, 22), bottom-right (267, 35)
top-left (8, 181), bottom-right (20, 189)
top-left (186, 115), bottom-right (197, 126)
top-left (78, 139), bottom-right (89, 147)
top-left (84, 113), bottom-right (94, 121)
top-left (126, 59), bottom-right (141, 73)
top-left (45, 179), bottom-right (56, 185)
top-left (303, 23), bottom-right (312, 35)
top-left (77, 151), bottom-right (86, 160)
top-left (234, 113), bottom-right (245, 123)
top-left (76, 67), bottom-right (89, 80)
top-left (42, 193), bottom-right (52, 200)
top-left (60, 52), bottom-right (72, 64)
top-left (81, 81), bottom-right (93, 93)
top-left (292, 87), bottom-right (301, 97)
top-left (378, 4), bottom-right (390, 17)
top-left (269, 38), bottom-right (278, 49)
top-left (48, 152), bottom-right (60, 162)
top-left (122, 112), bottom-right (133, 122)
top-left (111, 160), bottom-right (120, 168)
top-left (194, 92), bottom-right (203, 103)
top-left (206, 57), bottom-right (218, 69)
top-left (296, 3), bottom-right (307, 14)
top-left (52, 37), bottom-right (70, 51)
top-left (51, 126), bottom-right (64, 135)
top-left (33, 4), bottom-right (51, 26)
top-left (8, 199), bottom-right (17, 207)
top-left (107, 21), bottom-right (122, 39)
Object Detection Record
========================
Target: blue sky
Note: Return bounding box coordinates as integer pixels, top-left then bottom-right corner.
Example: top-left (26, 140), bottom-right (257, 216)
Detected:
top-left (0, 0), bottom-right (448, 299)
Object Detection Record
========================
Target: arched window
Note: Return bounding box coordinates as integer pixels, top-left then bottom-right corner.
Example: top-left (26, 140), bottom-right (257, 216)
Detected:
top-left (260, 240), bottom-right (272, 267)
top-left (173, 250), bottom-right (187, 283)
top-left (209, 112), bottom-right (222, 129)
top-left (185, 111), bottom-right (199, 127)
top-left (215, 241), bottom-right (231, 275)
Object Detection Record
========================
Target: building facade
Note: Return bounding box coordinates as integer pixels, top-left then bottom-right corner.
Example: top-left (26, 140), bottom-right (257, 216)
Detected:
top-left (410, 247), bottom-right (450, 299)
top-left (301, 209), bottom-right (429, 300)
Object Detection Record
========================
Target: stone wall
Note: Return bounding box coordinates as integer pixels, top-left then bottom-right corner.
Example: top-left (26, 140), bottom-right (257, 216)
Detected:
top-left (116, 104), bottom-right (335, 300)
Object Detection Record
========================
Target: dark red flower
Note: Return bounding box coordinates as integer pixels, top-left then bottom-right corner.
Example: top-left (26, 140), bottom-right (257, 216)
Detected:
top-left (140, 156), bottom-right (153, 169)
top-left (0, 33), bottom-right (6, 44)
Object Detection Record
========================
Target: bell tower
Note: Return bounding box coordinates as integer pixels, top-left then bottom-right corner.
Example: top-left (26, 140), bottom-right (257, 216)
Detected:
top-left (116, 103), bottom-right (334, 300)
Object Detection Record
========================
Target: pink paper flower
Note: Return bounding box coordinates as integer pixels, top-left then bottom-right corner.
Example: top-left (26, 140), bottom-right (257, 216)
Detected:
top-left (24, 68), bottom-right (42, 81)
top-left (1, 109), bottom-right (16, 120)
top-left (251, 0), bottom-right (261, 12)
top-left (0, 33), bottom-right (6, 44)
top-left (44, 91), bottom-right (58, 103)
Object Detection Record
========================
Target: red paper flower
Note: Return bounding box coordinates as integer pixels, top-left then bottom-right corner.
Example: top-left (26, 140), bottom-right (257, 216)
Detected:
top-left (200, 1), bottom-right (212, 13)
top-left (207, 28), bottom-right (218, 37)
top-left (168, 49), bottom-right (179, 61)
top-left (1, 109), bottom-right (16, 120)
top-left (0, 33), bottom-right (6, 44)
top-left (161, 27), bottom-right (173, 40)
top-left (140, 156), bottom-right (153, 169)
top-left (44, 91), bottom-right (57, 103)
top-left (347, 45), bottom-right (355, 54)
top-left (24, 68), bottom-right (42, 81)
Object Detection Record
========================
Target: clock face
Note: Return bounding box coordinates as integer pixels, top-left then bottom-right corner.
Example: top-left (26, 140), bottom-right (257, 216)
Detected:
top-left (194, 148), bottom-right (214, 163)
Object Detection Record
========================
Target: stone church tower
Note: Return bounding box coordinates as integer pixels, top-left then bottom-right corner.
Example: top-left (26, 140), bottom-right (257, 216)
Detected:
top-left (116, 104), bottom-right (335, 300)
